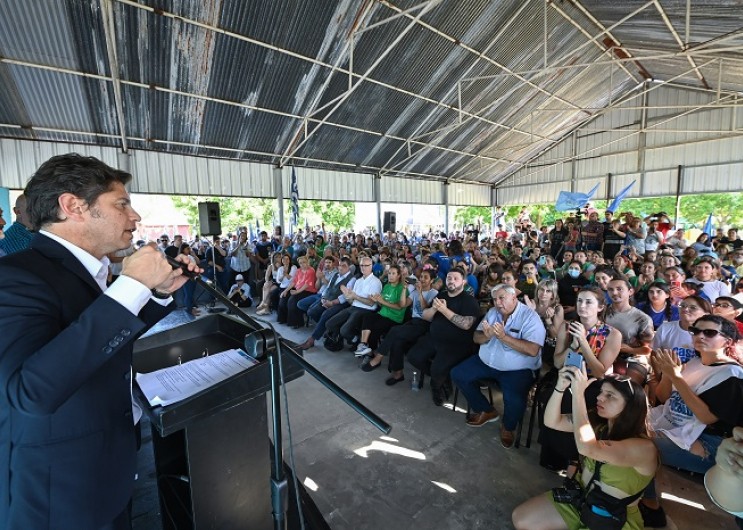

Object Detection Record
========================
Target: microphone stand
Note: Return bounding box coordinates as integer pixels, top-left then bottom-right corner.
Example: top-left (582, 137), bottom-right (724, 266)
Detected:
top-left (168, 257), bottom-right (391, 530)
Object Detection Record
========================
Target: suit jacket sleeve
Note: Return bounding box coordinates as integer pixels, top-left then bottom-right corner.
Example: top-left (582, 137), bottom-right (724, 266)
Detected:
top-left (0, 267), bottom-right (167, 416)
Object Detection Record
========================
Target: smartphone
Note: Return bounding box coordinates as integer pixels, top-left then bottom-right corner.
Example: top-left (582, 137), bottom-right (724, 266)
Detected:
top-left (565, 350), bottom-right (585, 369)
top-left (406, 276), bottom-right (418, 285)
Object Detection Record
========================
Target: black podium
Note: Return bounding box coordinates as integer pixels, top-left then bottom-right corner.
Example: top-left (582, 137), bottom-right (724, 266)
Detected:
top-left (133, 314), bottom-right (304, 530)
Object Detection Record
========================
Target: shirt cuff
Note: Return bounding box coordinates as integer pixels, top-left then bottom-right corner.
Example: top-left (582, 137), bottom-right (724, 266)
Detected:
top-left (105, 275), bottom-right (161, 315)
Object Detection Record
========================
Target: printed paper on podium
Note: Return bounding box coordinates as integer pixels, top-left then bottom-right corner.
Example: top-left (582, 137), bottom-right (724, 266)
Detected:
top-left (136, 348), bottom-right (258, 407)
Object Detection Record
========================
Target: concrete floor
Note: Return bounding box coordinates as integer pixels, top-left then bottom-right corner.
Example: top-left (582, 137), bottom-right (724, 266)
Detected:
top-left (132, 303), bottom-right (738, 530)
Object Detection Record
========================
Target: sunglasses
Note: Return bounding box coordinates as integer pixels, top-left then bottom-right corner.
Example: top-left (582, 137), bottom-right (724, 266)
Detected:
top-left (688, 327), bottom-right (724, 338)
top-left (605, 374), bottom-right (634, 396)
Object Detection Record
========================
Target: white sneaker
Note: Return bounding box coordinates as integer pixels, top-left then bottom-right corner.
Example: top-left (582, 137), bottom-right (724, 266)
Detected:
top-left (354, 343), bottom-right (372, 357)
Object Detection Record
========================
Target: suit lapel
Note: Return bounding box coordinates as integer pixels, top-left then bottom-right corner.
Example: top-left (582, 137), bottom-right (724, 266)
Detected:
top-left (30, 234), bottom-right (104, 295)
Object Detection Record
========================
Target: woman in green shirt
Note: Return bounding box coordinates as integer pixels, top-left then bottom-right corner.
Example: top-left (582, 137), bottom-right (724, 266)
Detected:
top-left (356, 265), bottom-right (408, 371)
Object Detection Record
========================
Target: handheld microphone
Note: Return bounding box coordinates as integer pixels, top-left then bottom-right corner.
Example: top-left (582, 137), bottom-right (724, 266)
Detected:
top-left (165, 255), bottom-right (200, 279)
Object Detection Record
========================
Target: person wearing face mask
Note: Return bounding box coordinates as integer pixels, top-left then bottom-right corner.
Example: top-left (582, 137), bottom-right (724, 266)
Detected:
top-left (558, 260), bottom-right (589, 314)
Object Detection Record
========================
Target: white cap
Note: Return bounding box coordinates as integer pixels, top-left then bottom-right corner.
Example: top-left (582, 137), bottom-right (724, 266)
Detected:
top-left (235, 274), bottom-right (244, 281)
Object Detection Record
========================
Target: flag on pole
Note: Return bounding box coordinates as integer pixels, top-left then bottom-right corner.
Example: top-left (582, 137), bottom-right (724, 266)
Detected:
top-left (554, 183), bottom-right (600, 211)
top-left (290, 167), bottom-right (299, 229)
top-left (702, 213), bottom-right (714, 237)
top-left (606, 180), bottom-right (636, 213)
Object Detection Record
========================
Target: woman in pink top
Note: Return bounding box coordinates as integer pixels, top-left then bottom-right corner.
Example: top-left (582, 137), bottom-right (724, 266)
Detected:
top-left (279, 255), bottom-right (318, 327)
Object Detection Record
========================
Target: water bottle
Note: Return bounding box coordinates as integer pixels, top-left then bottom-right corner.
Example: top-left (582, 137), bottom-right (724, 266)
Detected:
top-left (410, 370), bottom-right (420, 391)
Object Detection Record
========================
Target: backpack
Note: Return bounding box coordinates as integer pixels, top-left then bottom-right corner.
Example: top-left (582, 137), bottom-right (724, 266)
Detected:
top-left (323, 333), bottom-right (344, 352)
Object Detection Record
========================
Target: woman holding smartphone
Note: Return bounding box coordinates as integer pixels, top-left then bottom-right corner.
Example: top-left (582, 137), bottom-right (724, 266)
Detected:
top-left (554, 286), bottom-right (622, 377)
top-left (514, 367), bottom-right (658, 530)
top-left (539, 286), bottom-right (622, 470)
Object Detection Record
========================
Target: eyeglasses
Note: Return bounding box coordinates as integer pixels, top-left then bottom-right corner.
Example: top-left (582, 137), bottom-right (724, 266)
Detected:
top-left (688, 327), bottom-right (724, 338)
top-left (712, 302), bottom-right (736, 309)
top-left (360, 263), bottom-right (372, 267)
top-left (678, 304), bottom-right (703, 312)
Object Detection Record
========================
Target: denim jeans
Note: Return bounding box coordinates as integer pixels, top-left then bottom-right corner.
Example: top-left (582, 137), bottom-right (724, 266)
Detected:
top-left (450, 355), bottom-right (535, 431)
top-left (643, 431), bottom-right (723, 500)
top-left (297, 294), bottom-right (322, 316)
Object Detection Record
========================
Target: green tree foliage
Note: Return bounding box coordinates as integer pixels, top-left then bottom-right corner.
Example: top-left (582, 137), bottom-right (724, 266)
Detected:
top-left (171, 196), bottom-right (356, 236)
top-left (453, 206), bottom-right (491, 228)
top-left (171, 196), bottom-right (276, 235)
top-left (282, 199), bottom-right (356, 232)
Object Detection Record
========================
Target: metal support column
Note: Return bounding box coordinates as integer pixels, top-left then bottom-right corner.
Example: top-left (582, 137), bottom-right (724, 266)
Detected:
top-left (443, 181), bottom-right (450, 236)
top-left (674, 165), bottom-right (683, 228)
top-left (274, 167), bottom-right (285, 235)
top-left (374, 174), bottom-right (382, 235)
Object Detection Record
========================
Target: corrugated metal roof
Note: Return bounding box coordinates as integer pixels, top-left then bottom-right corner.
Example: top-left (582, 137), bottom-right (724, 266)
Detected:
top-left (0, 0), bottom-right (741, 186)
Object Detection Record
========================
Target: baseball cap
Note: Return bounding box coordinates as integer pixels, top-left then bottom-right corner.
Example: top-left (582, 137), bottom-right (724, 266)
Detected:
top-left (235, 274), bottom-right (244, 281)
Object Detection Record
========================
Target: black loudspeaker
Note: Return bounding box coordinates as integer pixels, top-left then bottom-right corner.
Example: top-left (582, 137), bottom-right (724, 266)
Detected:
top-left (198, 202), bottom-right (221, 236)
top-left (383, 211), bottom-right (396, 233)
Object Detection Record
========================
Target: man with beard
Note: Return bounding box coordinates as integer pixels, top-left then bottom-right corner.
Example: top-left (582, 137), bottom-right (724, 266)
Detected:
top-left (408, 267), bottom-right (481, 406)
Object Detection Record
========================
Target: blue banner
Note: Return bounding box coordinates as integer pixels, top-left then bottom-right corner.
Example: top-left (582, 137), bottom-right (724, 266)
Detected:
top-left (702, 213), bottom-right (713, 237)
top-left (606, 180), bottom-right (635, 213)
top-left (554, 183), bottom-right (599, 211)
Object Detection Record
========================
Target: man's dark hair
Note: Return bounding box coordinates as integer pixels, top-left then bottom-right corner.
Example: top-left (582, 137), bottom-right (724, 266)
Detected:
top-left (24, 153), bottom-right (132, 230)
top-left (448, 266), bottom-right (467, 279)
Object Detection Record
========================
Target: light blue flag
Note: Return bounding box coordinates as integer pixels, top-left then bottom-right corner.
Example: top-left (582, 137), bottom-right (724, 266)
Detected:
top-left (606, 180), bottom-right (636, 213)
top-left (702, 213), bottom-right (713, 237)
top-left (554, 183), bottom-right (600, 211)
top-left (290, 167), bottom-right (300, 228)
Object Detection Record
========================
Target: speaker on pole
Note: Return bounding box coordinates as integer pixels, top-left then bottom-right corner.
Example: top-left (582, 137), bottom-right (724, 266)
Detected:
top-left (383, 211), bottom-right (396, 233)
top-left (198, 202), bottom-right (222, 236)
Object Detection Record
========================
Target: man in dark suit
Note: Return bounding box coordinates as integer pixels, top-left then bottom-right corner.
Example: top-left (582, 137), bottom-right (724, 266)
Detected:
top-left (0, 154), bottom-right (200, 530)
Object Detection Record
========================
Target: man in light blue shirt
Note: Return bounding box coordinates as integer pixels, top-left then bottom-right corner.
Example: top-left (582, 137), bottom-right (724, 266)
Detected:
top-left (451, 284), bottom-right (545, 448)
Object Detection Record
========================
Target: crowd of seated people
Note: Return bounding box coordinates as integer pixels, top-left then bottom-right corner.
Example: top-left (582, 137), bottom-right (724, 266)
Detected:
top-left (156, 208), bottom-right (742, 529)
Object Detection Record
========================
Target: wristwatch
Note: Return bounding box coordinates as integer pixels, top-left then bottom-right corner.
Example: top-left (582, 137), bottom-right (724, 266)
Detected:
top-left (151, 289), bottom-right (171, 299)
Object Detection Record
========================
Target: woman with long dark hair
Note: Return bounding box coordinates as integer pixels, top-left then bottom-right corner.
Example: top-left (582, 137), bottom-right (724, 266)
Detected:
top-left (513, 369), bottom-right (658, 530)
top-left (642, 314), bottom-right (743, 524)
top-left (637, 280), bottom-right (680, 330)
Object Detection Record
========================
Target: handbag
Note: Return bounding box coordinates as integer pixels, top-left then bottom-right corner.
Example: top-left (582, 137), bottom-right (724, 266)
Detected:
top-left (578, 461), bottom-right (643, 530)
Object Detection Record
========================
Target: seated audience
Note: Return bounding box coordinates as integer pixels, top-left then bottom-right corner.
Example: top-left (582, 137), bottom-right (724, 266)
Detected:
top-left (356, 265), bottom-right (408, 369)
top-left (227, 274), bottom-right (252, 308)
top-left (637, 280), bottom-right (680, 330)
top-left (451, 284), bottom-right (545, 448)
top-left (513, 368), bottom-right (658, 530)
top-left (643, 315), bottom-right (743, 526)
top-left (372, 269), bottom-right (438, 385)
top-left (407, 267), bottom-right (480, 407)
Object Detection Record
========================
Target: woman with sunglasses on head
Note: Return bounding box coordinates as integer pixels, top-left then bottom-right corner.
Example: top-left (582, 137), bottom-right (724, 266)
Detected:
top-left (637, 281), bottom-right (680, 330)
top-left (642, 315), bottom-right (743, 526)
top-left (524, 279), bottom-right (564, 366)
top-left (513, 367), bottom-right (658, 530)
